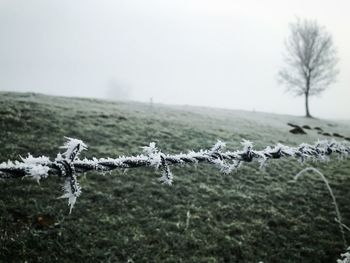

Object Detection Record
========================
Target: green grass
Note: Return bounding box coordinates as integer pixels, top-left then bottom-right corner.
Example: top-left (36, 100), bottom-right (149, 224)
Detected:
top-left (1, 92), bottom-right (350, 263)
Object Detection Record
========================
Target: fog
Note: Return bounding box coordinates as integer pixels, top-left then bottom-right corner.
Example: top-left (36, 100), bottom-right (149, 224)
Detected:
top-left (0, 0), bottom-right (349, 119)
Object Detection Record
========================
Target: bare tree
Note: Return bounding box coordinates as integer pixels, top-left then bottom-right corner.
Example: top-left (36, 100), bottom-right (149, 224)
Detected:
top-left (278, 18), bottom-right (339, 118)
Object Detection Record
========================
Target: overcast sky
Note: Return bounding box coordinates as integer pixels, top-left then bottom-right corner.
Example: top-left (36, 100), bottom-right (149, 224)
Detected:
top-left (0, 0), bottom-right (349, 119)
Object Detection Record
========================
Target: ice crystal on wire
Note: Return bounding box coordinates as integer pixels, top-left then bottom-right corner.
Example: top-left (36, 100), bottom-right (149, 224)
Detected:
top-left (142, 142), bottom-right (161, 167)
top-left (57, 137), bottom-right (86, 213)
top-left (211, 140), bottom-right (226, 153)
top-left (241, 139), bottom-right (253, 152)
top-left (254, 150), bottom-right (268, 168)
top-left (157, 154), bottom-right (173, 185)
top-left (159, 166), bottom-right (173, 185)
top-left (337, 247), bottom-right (350, 263)
top-left (60, 137), bottom-right (87, 161)
top-left (27, 164), bottom-right (50, 183)
top-left (20, 155), bottom-right (50, 183)
top-left (21, 154), bottom-right (50, 165)
top-left (59, 177), bottom-right (81, 214)
top-left (211, 158), bottom-right (239, 174)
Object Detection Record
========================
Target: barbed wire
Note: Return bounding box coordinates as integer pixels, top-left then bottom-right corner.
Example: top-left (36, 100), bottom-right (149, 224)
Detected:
top-left (1, 137), bottom-right (349, 212)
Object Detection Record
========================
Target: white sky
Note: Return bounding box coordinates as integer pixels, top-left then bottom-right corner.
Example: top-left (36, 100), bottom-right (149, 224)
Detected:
top-left (0, 0), bottom-right (349, 119)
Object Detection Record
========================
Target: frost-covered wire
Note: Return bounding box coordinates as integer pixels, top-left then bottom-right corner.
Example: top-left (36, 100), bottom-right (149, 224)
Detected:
top-left (337, 247), bottom-right (350, 263)
top-left (55, 137), bottom-right (85, 213)
top-left (0, 137), bottom-right (349, 212)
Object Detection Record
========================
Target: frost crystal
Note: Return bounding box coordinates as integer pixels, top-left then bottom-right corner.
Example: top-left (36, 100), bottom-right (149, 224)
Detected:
top-left (27, 165), bottom-right (50, 183)
top-left (211, 140), bottom-right (226, 153)
top-left (60, 137), bottom-right (87, 161)
top-left (21, 154), bottom-right (50, 165)
top-left (57, 137), bottom-right (86, 213)
top-left (142, 142), bottom-right (162, 167)
top-left (212, 158), bottom-right (239, 174)
top-left (337, 247), bottom-right (350, 263)
top-left (159, 164), bottom-right (173, 185)
top-left (21, 155), bottom-right (50, 182)
top-left (59, 177), bottom-right (81, 214)
top-left (241, 139), bottom-right (253, 152)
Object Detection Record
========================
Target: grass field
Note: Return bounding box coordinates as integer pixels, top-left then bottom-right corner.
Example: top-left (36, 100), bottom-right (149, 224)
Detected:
top-left (1, 92), bottom-right (350, 262)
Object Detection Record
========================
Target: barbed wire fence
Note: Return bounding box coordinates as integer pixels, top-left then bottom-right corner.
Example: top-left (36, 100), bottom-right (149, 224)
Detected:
top-left (0, 137), bottom-right (350, 213)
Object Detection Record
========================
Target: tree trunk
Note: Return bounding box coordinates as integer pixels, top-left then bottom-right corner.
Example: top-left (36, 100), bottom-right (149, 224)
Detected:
top-left (305, 92), bottom-right (312, 118)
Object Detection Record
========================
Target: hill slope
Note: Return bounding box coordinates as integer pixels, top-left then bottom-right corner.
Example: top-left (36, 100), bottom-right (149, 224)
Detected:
top-left (1, 92), bottom-right (350, 262)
